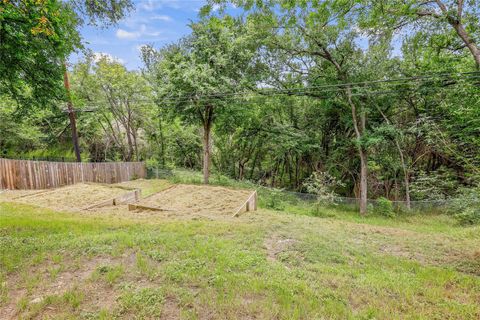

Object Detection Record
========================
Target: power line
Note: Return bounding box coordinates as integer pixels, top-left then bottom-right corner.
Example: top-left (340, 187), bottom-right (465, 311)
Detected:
top-left (152, 74), bottom-right (480, 106)
top-left (67, 71), bottom-right (480, 110)
top-left (149, 71), bottom-right (480, 104)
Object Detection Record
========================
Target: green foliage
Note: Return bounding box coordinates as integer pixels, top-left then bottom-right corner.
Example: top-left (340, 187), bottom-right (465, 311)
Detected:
top-left (410, 169), bottom-right (459, 200)
top-left (374, 197), bottom-right (395, 218)
top-left (264, 188), bottom-right (286, 211)
top-left (303, 171), bottom-right (343, 216)
top-left (449, 187), bottom-right (480, 225)
top-left (2, 0), bottom-right (479, 216)
top-left (455, 208), bottom-right (480, 226)
top-left (0, 0), bottom-right (80, 107)
top-left (303, 171), bottom-right (343, 204)
top-left (0, 0), bottom-right (132, 109)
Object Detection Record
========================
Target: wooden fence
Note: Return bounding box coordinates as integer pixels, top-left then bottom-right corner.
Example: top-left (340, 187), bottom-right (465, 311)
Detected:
top-left (0, 158), bottom-right (146, 190)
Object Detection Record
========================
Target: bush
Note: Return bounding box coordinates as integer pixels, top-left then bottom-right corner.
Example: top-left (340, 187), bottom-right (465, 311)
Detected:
top-left (374, 197), bottom-right (395, 218)
top-left (455, 208), bottom-right (480, 225)
top-left (264, 189), bottom-right (286, 211)
top-left (449, 187), bottom-right (480, 225)
top-left (302, 171), bottom-right (343, 206)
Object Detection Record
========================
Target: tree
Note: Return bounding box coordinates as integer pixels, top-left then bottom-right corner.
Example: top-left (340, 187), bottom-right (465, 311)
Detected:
top-left (142, 16), bottom-right (263, 184)
top-left (359, 0), bottom-right (480, 69)
top-left (71, 55), bottom-right (153, 161)
top-left (0, 0), bottom-right (132, 107)
top-left (0, 0), bottom-right (133, 161)
top-left (207, 0), bottom-right (377, 214)
top-left (0, 0), bottom-right (80, 107)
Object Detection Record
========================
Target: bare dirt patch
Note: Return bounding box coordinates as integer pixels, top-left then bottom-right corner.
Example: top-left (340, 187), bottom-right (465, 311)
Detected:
top-left (13, 183), bottom-right (130, 211)
top-left (264, 235), bottom-right (298, 264)
top-left (160, 296), bottom-right (182, 319)
top-left (134, 184), bottom-right (253, 216)
top-left (0, 255), bottom-right (120, 320)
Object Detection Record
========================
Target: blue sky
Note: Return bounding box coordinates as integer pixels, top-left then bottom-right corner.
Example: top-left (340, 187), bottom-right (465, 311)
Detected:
top-left (70, 0), bottom-right (228, 70)
top-left (69, 1), bottom-right (401, 69)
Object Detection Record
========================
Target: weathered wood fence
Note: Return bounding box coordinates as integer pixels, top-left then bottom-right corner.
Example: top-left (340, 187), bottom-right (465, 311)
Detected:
top-left (0, 158), bottom-right (146, 190)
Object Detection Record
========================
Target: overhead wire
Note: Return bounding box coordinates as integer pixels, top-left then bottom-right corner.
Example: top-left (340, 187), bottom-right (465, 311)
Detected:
top-left (64, 71), bottom-right (480, 111)
top-left (149, 71), bottom-right (480, 105)
top-left (152, 71), bottom-right (480, 100)
top-left (155, 73), bottom-right (480, 106)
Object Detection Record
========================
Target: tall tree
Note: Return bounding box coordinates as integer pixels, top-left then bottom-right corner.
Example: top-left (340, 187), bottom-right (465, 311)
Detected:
top-left (71, 55), bottom-right (153, 161)
top-left (0, 0), bottom-right (133, 107)
top-left (207, 0), bottom-right (376, 214)
top-left (0, 0), bottom-right (133, 161)
top-left (142, 16), bottom-right (263, 184)
top-left (359, 0), bottom-right (480, 69)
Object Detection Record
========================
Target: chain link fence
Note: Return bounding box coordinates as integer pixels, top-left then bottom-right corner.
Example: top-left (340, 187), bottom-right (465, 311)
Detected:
top-left (146, 167), bottom-right (458, 212)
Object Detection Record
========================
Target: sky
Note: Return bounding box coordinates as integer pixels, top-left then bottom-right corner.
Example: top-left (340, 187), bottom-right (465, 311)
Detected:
top-left (69, 0), bottom-right (401, 70)
top-left (70, 0), bottom-right (232, 70)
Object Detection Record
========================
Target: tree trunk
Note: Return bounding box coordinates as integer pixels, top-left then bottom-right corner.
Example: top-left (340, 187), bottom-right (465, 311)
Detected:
top-left (403, 170), bottom-right (411, 209)
top-left (158, 114), bottom-right (166, 167)
top-left (238, 162), bottom-right (245, 180)
top-left (358, 149), bottom-right (368, 215)
top-left (63, 62), bottom-right (81, 162)
top-left (345, 86), bottom-right (368, 215)
top-left (202, 105), bottom-right (213, 184)
top-left (125, 126), bottom-right (134, 162)
top-left (202, 122), bottom-right (211, 184)
top-left (451, 22), bottom-right (480, 69)
top-left (249, 151), bottom-right (258, 180)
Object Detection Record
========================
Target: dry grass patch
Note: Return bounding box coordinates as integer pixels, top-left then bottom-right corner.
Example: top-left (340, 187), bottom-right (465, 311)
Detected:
top-left (12, 183), bottom-right (130, 211)
top-left (136, 184), bottom-right (254, 216)
top-left (115, 179), bottom-right (171, 198)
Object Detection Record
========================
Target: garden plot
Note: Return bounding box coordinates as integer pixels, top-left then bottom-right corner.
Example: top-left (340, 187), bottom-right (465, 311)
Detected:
top-left (14, 183), bottom-right (139, 212)
top-left (129, 184), bottom-right (256, 216)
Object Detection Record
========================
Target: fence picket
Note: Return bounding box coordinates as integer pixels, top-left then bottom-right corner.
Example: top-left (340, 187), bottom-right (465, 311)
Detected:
top-left (0, 158), bottom-right (146, 190)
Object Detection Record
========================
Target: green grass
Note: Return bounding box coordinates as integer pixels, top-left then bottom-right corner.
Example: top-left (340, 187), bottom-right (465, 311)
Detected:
top-left (0, 182), bottom-right (479, 319)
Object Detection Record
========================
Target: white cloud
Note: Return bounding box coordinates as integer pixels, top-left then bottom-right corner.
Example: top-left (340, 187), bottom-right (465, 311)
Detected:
top-left (116, 24), bottom-right (163, 40)
top-left (92, 52), bottom-right (125, 64)
top-left (140, 0), bottom-right (184, 11)
top-left (151, 15), bottom-right (172, 22)
top-left (141, 0), bottom-right (157, 11)
top-left (116, 29), bottom-right (140, 40)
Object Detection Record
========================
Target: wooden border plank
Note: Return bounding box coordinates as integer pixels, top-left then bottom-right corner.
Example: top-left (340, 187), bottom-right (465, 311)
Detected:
top-left (232, 190), bottom-right (257, 217)
top-left (128, 203), bottom-right (173, 212)
top-left (82, 189), bottom-right (142, 210)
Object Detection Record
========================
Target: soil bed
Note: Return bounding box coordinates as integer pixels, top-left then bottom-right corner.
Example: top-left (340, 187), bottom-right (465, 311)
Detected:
top-left (136, 184), bottom-right (253, 216)
top-left (14, 183), bottom-right (129, 211)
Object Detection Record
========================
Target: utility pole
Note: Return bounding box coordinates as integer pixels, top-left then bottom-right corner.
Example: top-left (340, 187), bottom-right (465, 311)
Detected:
top-left (63, 61), bottom-right (81, 162)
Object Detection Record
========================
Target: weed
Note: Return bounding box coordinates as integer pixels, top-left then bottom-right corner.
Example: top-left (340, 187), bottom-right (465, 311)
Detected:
top-left (63, 289), bottom-right (84, 309)
top-left (93, 265), bottom-right (124, 285)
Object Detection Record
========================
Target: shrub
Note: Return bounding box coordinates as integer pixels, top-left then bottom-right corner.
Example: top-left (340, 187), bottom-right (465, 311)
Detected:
top-left (264, 189), bottom-right (286, 210)
top-left (449, 187), bottom-right (480, 225)
top-left (455, 208), bottom-right (480, 225)
top-left (302, 171), bottom-right (343, 205)
top-left (374, 197), bottom-right (395, 218)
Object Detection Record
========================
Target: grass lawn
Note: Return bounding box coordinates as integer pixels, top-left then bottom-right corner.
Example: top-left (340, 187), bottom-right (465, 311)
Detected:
top-left (0, 180), bottom-right (479, 319)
